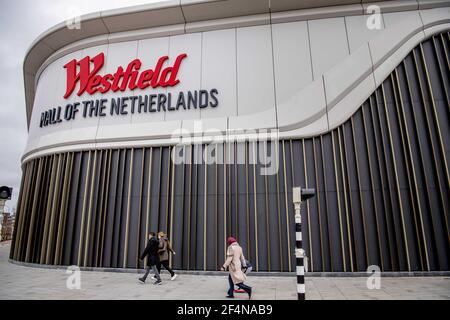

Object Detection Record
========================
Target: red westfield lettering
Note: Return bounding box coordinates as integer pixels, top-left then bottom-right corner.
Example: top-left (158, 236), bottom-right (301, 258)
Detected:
top-left (63, 52), bottom-right (187, 99)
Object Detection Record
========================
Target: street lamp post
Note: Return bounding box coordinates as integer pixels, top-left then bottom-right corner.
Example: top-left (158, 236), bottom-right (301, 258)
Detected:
top-left (292, 187), bottom-right (315, 300)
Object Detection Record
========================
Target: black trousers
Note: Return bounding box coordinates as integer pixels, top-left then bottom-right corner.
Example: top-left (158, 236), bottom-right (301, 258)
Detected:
top-left (227, 274), bottom-right (251, 297)
top-left (142, 265), bottom-right (161, 281)
top-left (157, 260), bottom-right (175, 276)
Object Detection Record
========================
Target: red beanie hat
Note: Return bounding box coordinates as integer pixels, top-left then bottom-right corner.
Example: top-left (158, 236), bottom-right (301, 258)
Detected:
top-left (227, 237), bottom-right (237, 246)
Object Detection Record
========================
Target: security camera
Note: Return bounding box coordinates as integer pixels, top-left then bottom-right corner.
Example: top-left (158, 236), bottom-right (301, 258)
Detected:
top-left (300, 188), bottom-right (315, 201)
top-left (292, 187), bottom-right (316, 203)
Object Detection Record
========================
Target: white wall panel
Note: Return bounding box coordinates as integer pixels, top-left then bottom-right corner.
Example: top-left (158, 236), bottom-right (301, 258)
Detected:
top-left (165, 33), bottom-right (202, 121)
top-left (96, 41), bottom-right (137, 129)
top-left (382, 10), bottom-right (422, 28)
top-left (236, 25), bottom-right (275, 115)
top-left (277, 79), bottom-right (326, 130)
top-left (272, 21), bottom-right (313, 111)
top-left (309, 17), bottom-right (350, 78)
top-left (52, 50), bottom-right (83, 133)
top-left (200, 28), bottom-right (237, 119)
top-left (28, 67), bottom-right (59, 149)
top-left (345, 14), bottom-right (385, 53)
top-left (74, 44), bottom-right (109, 133)
top-left (132, 36), bottom-right (169, 124)
top-left (323, 43), bottom-right (373, 107)
top-left (29, 68), bottom-right (57, 129)
top-left (28, 50), bottom-right (84, 149)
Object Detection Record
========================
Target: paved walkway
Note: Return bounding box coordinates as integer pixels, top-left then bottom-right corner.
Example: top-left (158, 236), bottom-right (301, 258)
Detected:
top-left (0, 242), bottom-right (449, 300)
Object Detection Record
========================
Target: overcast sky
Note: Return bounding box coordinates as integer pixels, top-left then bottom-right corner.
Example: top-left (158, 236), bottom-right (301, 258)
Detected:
top-left (0, 0), bottom-right (169, 213)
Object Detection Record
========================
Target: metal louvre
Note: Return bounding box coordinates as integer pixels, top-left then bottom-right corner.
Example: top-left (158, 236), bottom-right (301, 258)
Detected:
top-left (11, 32), bottom-right (450, 272)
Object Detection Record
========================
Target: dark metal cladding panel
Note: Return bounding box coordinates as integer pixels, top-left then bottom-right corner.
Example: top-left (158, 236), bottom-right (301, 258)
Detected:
top-left (322, 133), bottom-right (344, 271)
top-left (229, 143), bottom-right (237, 239)
top-left (72, 151), bottom-right (90, 266)
top-left (127, 148), bottom-right (143, 268)
top-left (32, 158), bottom-right (48, 263)
top-left (138, 148), bottom-right (151, 269)
top-left (196, 144), bottom-right (205, 270)
top-left (343, 121), bottom-right (367, 271)
top-left (158, 147), bottom-right (170, 234)
top-left (369, 95), bottom-right (395, 271)
top-left (183, 146), bottom-right (193, 269)
top-left (375, 86), bottom-right (407, 271)
top-left (255, 142), bottom-right (268, 271)
top-left (362, 102), bottom-right (390, 271)
top-left (235, 143), bottom-right (247, 263)
top-left (172, 146), bottom-right (185, 270)
top-left (352, 108), bottom-right (381, 269)
top-left (86, 151), bottom-right (102, 267)
top-left (63, 153), bottom-right (80, 265)
top-left (103, 149), bottom-right (119, 267)
top-left (112, 149), bottom-right (126, 268)
top-left (303, 139), bottom-right (322, 272)
top-left (189, 145), bottom-right (198, 270)
top-left (277, 141), bottom-right (290, 271)
top-left (315, 137), bottom-right (333, 271)
top-left (285, 141), bottom-right (297, 270)
top-left (117, 149), bottom-right (131, 268)
top-left (149, 147), bottom-right (161, 236)
top-left (266, 141), bottom-right (281, 271)
top-left (216, 144), bottom-right (226, 267)
top-left (206, 144), bottom-right (217, 270)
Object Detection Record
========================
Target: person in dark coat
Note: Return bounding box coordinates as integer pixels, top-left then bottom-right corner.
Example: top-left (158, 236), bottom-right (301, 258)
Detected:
top-left (139, 232), bottom-right (162, 285)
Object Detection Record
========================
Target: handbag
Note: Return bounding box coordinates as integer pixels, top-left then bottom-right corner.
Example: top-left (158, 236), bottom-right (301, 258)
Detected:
top-left (242, 259), bottom-right (252, 273)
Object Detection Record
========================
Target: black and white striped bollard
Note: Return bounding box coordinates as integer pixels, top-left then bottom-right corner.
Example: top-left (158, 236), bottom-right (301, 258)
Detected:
top-left (292, 187), bottom-right (315, 301)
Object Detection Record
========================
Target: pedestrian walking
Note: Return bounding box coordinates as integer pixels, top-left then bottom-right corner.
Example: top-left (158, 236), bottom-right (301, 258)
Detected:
top-left (156, 231), bottom-right (177, 281)
top-left (220, 236), bottom-right (252, 299)
top-left (139, 232), bottom-right (162, 285)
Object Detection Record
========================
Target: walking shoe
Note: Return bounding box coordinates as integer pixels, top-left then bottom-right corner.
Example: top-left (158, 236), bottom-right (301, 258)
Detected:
top-left (154, 279), bottom-right (162, 285)
top-left (151, 275), bottom-right (156, 280)
top-left (226, 295), bottom-right (234, 298)
top-left (170, 274), bottom-right (178, 281)
top-left (138, 277), bottom-right (145, 284)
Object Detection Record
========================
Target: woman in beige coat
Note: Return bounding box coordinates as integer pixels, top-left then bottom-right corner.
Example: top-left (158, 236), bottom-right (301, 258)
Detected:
top-left (220, 236), bottom-right (252, 299)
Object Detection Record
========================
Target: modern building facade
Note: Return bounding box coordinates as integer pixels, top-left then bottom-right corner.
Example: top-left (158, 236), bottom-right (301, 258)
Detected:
top-left (11, 0), bottom-right (450, 272)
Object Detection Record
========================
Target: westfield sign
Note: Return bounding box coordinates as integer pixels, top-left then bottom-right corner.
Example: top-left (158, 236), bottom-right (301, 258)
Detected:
top-left (39, 51), bottom-right (219, 128)
top-left (63, 52), bottom-right (187, 98)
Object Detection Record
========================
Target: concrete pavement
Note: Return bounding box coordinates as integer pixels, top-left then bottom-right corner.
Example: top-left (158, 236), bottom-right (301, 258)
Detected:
top-left (0, 241), bottom-right (449, 300)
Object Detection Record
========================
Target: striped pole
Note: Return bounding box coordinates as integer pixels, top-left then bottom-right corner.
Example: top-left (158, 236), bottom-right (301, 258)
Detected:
top-left (294, 200), bottom-right (305, 300)
top-left (293, 187), bottom-right (314, 300)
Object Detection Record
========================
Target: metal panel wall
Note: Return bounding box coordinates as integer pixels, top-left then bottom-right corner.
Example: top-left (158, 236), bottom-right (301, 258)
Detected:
top-left (11, 32), bottom-right (450, 272)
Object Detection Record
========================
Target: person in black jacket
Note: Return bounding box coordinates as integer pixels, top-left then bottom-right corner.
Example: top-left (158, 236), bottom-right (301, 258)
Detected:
top-left (139, 232), bottom-right (162, 285)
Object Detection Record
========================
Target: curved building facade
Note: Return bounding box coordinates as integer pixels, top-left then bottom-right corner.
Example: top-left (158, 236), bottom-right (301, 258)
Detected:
top-left (11, 0), bottom-right (450, 272)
